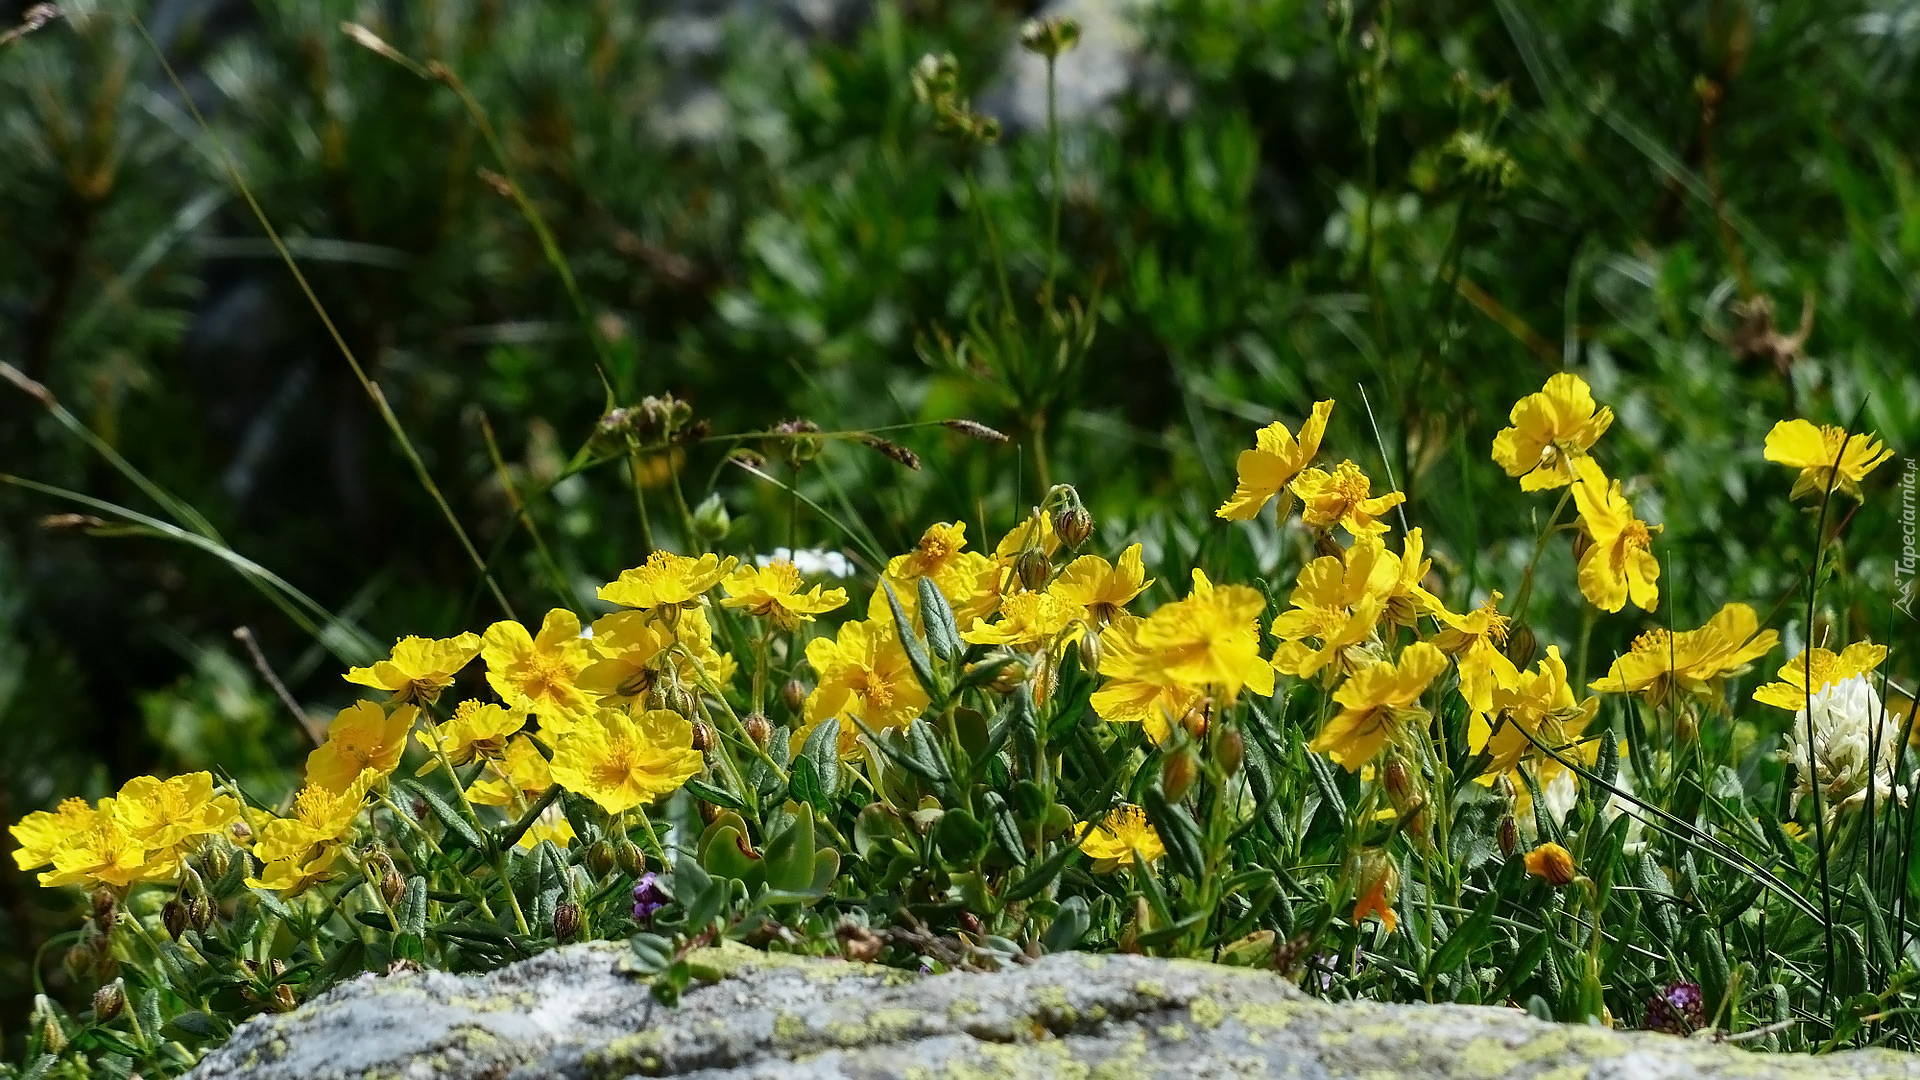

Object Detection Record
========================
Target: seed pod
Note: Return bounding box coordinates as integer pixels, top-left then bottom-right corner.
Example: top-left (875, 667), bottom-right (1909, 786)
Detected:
top-left (1498, 814), bottom-right (1520, 857)
top-left (744, 713), bottom-right (773, 749)
top-left (92, 980), bottom-right (125, 1022)
top-left (1053, 505), bottom-right (1094, 551)
top-left (780, 680), bottom-right (808, 715)
top-left (1014, 547), bottom-right (1050, 591)
top-left (62, 941), bottom-right (94, 983)
top-left (1161, 747), bottom-right (1200, 803)
top-left (691, 720), bottom-right (716, 754)
top-left (189, 897), bottom-right (215, 932)
top-left (553, 900), bottom-right (582, 942)
top-left (162, 900), bottom-right (189, 941)
top-left (615, 838), bottom-right (646, 877)
top-left (90, 887), bottom-right (116, 928)
top-left (1217, 729), bottom-right (1245, 778)
top-left (586, 839), bottom-right (617, 878)
top-left (1383, 758), bottom-right (1414, 802)
top-left (381, 869), bottom-right (405, 907)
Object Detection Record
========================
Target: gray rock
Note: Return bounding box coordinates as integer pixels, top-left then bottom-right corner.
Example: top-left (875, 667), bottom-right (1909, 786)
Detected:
top-left (187, 941), bottom-right (1920, 1079)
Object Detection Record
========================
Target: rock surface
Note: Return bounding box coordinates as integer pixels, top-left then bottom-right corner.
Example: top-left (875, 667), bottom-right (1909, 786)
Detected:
top-left (188, 941), bottom-right (1920, 1079)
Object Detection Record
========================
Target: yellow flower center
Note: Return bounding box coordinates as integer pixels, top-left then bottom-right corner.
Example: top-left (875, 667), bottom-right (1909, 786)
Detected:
top-left (855, 668), bottom-right (894, 711)
top-left (592, 734), bottom-right (638, 790)
top-left (1630, 629), bottom-right (1673, 655)
top-left (918, 534), bottom-right (956, 567)
top-left (1622, 520), bottom-right (1652, 551)
top-left (293, 786), bottom-right (334, 826)
top-left (1330, 469), bottom-right (1371, 506)
top-left (520, 650), bottom-right (575, 702)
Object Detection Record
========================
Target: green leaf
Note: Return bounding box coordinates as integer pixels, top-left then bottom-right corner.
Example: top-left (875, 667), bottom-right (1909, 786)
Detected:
top-left (881, 583), bottom-right (940, 700)
top-left (1857, 872), bottom-right (1897, 977)
top-left (394, 875), bottom-right (429, 963)
top-left (702, 824), bottom-right (765, 887)
top-left (1688, 915), bottom-right (1731, 1021)
top-left (686, 778), bottom-right (744, 811)
top-left (983, 791), bottom-right (1027, 866)
top-left (629, 932), bottom-right (675, 974)
top-left (1041, 895), bottom-right (1091, 953)
top-left (1305, 749), bottom-right (1349, 832)
top-left (1633, 851), bottom-right (1680, 946)
top-left (801, 718), bottom-right (843, 797)
top-left (1492, 930), bottom-right (1553, 1002)
top-left (1002, 840), bottom-right (1082, 902)
top-left (789, 755), bottom-right (827, 811)
top-left (764, 804), bottom-right (818, 893)
top-left (398, 778), bottom-right (485, 852)
top-left (1141, 788), bottom-right (1205, 881)
top-left (677, 853), bottom-right (725, 930)
top-left (1595, 728), bottom-right (1619, 792)
top-left (935, 807), bottom-right (991, 866)
top-left (1430, 884), bottom-right (1503, 978)
top-left (918, 575), bottom-right (962, 662)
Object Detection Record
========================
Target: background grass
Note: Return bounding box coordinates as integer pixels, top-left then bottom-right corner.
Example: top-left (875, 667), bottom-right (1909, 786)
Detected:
top-left (1, 0), bottom-right (1917, 1041)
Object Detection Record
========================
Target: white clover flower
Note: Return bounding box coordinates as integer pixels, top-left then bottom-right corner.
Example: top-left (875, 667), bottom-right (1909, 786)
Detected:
top-left (756, 547), bottom-right (855, 579)
top-left (1787, 674), bottom-right (1906, 824)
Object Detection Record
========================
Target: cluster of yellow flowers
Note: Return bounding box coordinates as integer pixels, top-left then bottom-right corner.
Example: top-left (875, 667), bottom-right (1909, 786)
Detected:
top-left (11, 774), bottom-right (238, 890)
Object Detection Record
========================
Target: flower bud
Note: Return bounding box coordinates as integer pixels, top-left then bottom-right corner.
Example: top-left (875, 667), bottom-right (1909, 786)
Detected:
top-left (1018, 14), bottom-right (1082, 58)
top-left (631, 872), bottom-right (670, 922)
top-left (1014, 547), bottom-right (1050, 592)
top-left (90, 887), bottom-right (117, 928)
top-left (1075, 627), bottom-right (1103, 674)
top-left (34, 995), bottom-right (66, 1054)
top-left (691, 494), bottom-right (731, 544)
top-left (615, 838), bottom-right (646, 877)
top-left (1504, 622), bottom-right (1537, 670)
top-left (1161, 747), bottom-right (1200, 803)
top-left (1498, 814), bottom-right (1519, 857)
top-left (162, 900), bottom-right (189, 941)
top-left (1180, 701), bottom-right (1210, 741)
top-left (62, 941), bottom-right (94, 983)
top-left (381, 869), bottom-right (406, 908)
top-left (1383, 758), bottom-right (1414, 803)
top-left (586, 839), bottom-right (617, 878)
top-left (92, 980), bottom-right (125, 1022)
top-left (781, 680), bottom-right (808, 715)
top-left (1524, 841), bottom-right (1577, 887)
top-left (201, 844), bottom-right (232, 883)
top-left (553, 900), bottom-right (582, 941)
top-left (691, 720), bottom-right (716, 754)
top-left (744, 713), bottom-right (773, 750)
top-left (986, 660), bottom-right (1026, 695)
top-left (1052, 505), bottom-right (1094, 551)
top-left (190, 897), bottom-right (215, 932)
top-left (1216, 729), bottom-right (1245, 778)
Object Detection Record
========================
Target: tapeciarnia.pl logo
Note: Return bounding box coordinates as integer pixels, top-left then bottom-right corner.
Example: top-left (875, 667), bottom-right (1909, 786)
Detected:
top-left (1898, 457), bottom-right (1917, 618)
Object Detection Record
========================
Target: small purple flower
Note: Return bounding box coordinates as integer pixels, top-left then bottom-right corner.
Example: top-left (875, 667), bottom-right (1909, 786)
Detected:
top-left (631, 873), bottom-right (670, 922)
top-left (1644, 980), bottom-right (1705, 1035)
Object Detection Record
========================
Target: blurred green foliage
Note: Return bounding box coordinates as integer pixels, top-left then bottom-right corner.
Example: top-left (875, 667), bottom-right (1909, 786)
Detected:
top-left (1, 0), bottom-right (1916, 1047)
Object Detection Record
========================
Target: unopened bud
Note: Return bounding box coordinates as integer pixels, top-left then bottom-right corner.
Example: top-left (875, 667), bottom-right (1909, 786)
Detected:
top-left (1498, 814), bottom-right (1519, 857)
top-left (987, 660), bottom-right (1026, 695)
top-left (1052, 505), bottom-right (1094, 551)
top-left (162, 900), bottom-right (189, 940)
top-left (615, 838), bottom-right (646, 877)
top-left (1014, 547), bottom-right (1050, 592)
top-left (1383, 759), bottom-right (1413, 803)
top-left (1505, 623), bottom-right (1537, 670)
top-left (1161, 747), bottom-right (1200, 803)
top-left (744, 713), bottom-right (773, 749)
top-left (62, 941), bottom-right (94, 983)
top-left (1018, 14), bottom-right (1082, 58)
top-left (202, 844), bottom-right (232, 882)
top-left (90, 887), bottom-right (117, 928)
top-left (586, 839), bottom-right (617, 878)
top-left (691, 494), bottom-right (731, 544)
top-left (691, 720), bottom-right (716, 753)
top-left (34, 996), bottom-right (66, 1054)
top-left (781, 679), bottom-right (808, 715)
top-left (553, 900), bottom-right (582, 941)
top-left (92, 980), bottom-right (125, 1022)
top-left (1524, 841), bottom-right (1578, 887)
top-left (1180, 701), bottom-right (1210, 741)
top-left (1075, 627), bottom-right (1103, 673)
top-left (190, 897), bottom-right (215, 932)
top-left (381, 870), bottom-right (406, 907)
top-left (1217, 729), bottom-right (1245, 778)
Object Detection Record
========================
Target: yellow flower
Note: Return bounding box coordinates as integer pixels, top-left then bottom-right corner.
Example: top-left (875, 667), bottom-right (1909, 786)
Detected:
top-left (467, 735), bottom-right (553, 807)
top-left (415, 700), bottom-right (525, 773)
top-left (882, 522), bottom-right (999, 624)
top-left (1290, 460), bottom-right (1406, 537)
top-left (548, 707), bottom-right (702, 815)
top-left (344, 632), bottom-right (481, 705)
top-left (1270, 542), bottom-right (1390, 682)
top-left (38, 800), bottom-right (178, 889)
top-left (1120, 570), bottom-right (1275, 704)
top-left (1090, 614), bottom-right (1206, 743)
top-left (1524, 841), bottom-right (1577, 886)
top-left (1490, 373), bottom-right (1614, 490)
top-left (516, 805), bottom-right (576, 851)
top-left (598, 552), bottom-right (737, 610)
top-left (1352, 851), bottom-right (1399, 933)
top-left (993, 514), bottom-right (1062, 562)
top-left (1075, 805), bottom-right (1166, 866)
top-left (1590, 602), bottom-right (1779, 702)
top-left (1752, 641), bottom-right (1889, 711)
top-left (1049, 544), bottom-right (1153, 625)
top-left (721, 560), bottom-right (849, 631)
top-left (1764, 419), bottom-right (1893, 501)
top-left (576, 606), bottom-right (728, 710)
top-left (9, 797), bottom-right (96, 873)
top-left (1431, 593), bottom-right (1521, 717)
top-left (961, 590), bottom-right (1084, 651)
top-left (1569, 458), bottom-right (1661, 613)
top-left (799, 619), bottom-right (932, 756)
top-left (1216, 400), bottom-right (1335, 520)
top-left (248, 771), bottom-right (375, 893)
top-left (112, 772), bottom-right (240, 853)
top-left (1376, 528), bottom-right (1443, 627)
top-left (1471, 646), bottom-right (1599, 778)
top-left (1310, 641), bottom-right (1449, 772)
top-left (482, 608), bottom-right (592, 715)
top-left (306, 701), bottom-right (418, 792)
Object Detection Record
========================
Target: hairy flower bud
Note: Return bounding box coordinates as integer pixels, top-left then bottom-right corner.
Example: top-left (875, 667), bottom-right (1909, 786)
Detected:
top-left (92, 980), bottom-right (125, 1023)
top-left (1052, 504), bottom-right (1094, 551)
top-left (1161, 747), bottom-right (1200, 803)
top-left (1382, 758), bottom-right (1413, 803)
top-left (1075, 627), bottom-right (1103, 674)
top-left (743, 712), bottom-right (773, 750)
top-left (1014, 547), bottom-right (1051, 592)
top-left (1018, 14), bottom-right (1082, 58)
top-left (586, 839), bottom-right (617, 878)
top-left (90, 887), bottom-right (116, 929)
top-left (691, 720), bottom-right (716, 754)
top-left (1505, 622), bottom-right (1538, 670)
top-left (1497, 814), bottom-right (1519, 857)
top-left (381, 869), bottom-right (406, 908)
top-left (34, 995), bottom-right (66, 1055)
top-left (553, 900), bottom-right (582, 941)
top-left (190, 897), bottom-right (215, 932)
top-left (615, 838), bottom-right (646, 877)
top-left (162, 900), bottom-right (189, 941)
top-left (691, 494), bottom-right (731, 544)
top-left (1217, 729), bottom-right (1245, 778)
top-left (781, 680), bottom-right (808, 715)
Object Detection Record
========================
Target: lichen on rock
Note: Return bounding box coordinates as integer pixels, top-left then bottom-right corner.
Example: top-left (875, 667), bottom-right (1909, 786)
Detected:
top-left (187, 944), bottom-right (1920, 1079)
